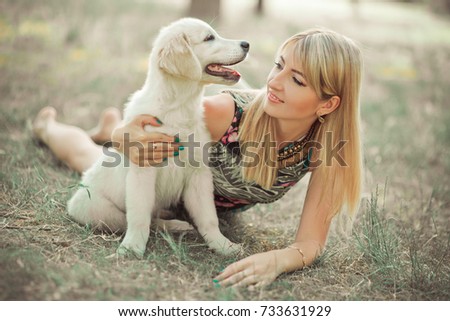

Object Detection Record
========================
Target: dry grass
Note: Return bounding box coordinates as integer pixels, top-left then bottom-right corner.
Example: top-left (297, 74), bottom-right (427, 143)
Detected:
top-left (0, 0), bottom-right (449, 300)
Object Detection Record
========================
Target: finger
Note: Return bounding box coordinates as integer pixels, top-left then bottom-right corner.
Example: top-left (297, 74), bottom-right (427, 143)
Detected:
top-left (217, 266), bottom-right (251, 287)
top-left (214, 261), bottom-right (245, 282)
top-left (147, 142), bottom-right (182, 152)
top-left (133, 114), bottom-right (163, 128)
top-left (231, 274), bottom-right (259, 288)
top-left (144, 149), bottom-right (181, 161)
top-left (144, 132), bottom-right (177, 143)
top-left (233, 274), bottom-right (273, 288)
top-left (127, 141), bottom-right (178, 160)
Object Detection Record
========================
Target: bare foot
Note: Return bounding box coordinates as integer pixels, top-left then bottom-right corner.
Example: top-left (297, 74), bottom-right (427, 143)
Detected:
top-left (33, 106), bottom-right (57, 145)
top-left (88, 107), bottom-right (121, 144)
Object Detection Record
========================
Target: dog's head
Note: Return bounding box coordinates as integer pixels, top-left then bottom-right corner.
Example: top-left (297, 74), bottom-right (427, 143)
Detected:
top-left (153, 18), bottom-right (249, 84)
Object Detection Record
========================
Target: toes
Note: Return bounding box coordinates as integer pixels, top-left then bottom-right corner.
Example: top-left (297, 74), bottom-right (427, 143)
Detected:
top-left (33, 106), bottom-right (57, 127)
top-left (101, 107), bottom-right (121, 125)
top-left (90, 107), bottom-right (121, 144)
top-left (38, 106), bottom-right (57, 117)
top-left (33, 106), bottom-right (57, 141)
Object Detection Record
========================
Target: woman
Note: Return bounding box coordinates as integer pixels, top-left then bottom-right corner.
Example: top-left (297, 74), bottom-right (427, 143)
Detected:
top-left (33, 28), bottom-right (363, 288)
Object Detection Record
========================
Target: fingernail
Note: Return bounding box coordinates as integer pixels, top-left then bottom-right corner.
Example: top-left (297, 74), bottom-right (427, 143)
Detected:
top-left (173, 151), bottom-right (179, 156)
top-left (213, 279), bottom-right (219, 283)
top-left (163, 158), bottom-right (167, 161)
top-left (155, 117), bottom-right (163, 125)
top-left (178, 145), bottom-right (184, 151)
top-left (174, 136), bottom-right (180, 143)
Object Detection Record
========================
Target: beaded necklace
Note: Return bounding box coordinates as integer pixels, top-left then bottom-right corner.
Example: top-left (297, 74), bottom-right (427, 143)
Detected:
top-left (277, 121), bottom-right (318, 162)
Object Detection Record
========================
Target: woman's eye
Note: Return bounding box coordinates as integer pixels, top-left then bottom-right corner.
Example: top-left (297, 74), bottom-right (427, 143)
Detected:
top-left (274, 61), bottom-right (282, 69)
top-left (204, 34), bottom-right (215, 42)
top-left (293, 77), bottom-right (306, 87)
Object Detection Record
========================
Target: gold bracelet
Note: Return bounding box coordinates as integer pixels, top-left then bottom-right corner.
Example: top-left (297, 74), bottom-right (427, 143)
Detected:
top-left (287, 245), bottom-right (307, 268)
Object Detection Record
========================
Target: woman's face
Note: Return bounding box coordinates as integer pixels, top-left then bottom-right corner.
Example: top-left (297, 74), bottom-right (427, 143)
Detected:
top-left (263, 43), bottom-right (322, 124)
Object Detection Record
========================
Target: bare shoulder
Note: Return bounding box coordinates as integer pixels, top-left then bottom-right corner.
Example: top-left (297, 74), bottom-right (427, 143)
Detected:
top-left (203, 93), bottom-right (235, 142)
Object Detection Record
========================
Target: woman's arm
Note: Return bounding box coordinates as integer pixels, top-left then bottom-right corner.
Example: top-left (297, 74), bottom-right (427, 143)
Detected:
top-left (203, 93), bottom-right (235, 142)
top-left (111, 94), bottom-right (235, 165)
top-left (213, 169), bottom-right (333, 287)
top-left (275, 169), bottom-right (332, 273)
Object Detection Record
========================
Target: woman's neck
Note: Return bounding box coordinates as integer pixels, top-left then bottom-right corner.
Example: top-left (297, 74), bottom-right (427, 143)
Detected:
top-left (274, 118), bottom-right (315, 149)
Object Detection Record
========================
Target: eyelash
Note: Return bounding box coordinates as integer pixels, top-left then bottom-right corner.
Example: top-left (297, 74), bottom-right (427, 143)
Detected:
top-left (274, 61), bottom-right (306, 87)
top-left (292, 77), bottom-right (305, 87)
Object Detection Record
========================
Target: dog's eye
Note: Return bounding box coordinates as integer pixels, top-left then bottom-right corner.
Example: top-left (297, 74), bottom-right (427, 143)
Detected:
top-left (204, 34), bottom-right (215, 42)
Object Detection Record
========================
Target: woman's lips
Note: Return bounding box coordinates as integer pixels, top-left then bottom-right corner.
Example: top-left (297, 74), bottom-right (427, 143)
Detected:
top-left (267, 92), bottom-right (284, 103)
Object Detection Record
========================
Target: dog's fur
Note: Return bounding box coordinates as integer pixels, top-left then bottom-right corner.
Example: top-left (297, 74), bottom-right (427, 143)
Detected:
top-left (67, 18), bottom-right (248, 257)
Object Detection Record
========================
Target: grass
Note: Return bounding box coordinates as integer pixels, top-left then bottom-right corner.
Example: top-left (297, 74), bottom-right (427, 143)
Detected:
top-left (355, 186), bottom-right (401, 278)
top-left (1, 0), bottom-right (449, 300)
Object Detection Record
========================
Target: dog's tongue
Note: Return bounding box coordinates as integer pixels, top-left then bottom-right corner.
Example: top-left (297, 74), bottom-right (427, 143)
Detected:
top-left (207, 64), bottom-right (240, 76)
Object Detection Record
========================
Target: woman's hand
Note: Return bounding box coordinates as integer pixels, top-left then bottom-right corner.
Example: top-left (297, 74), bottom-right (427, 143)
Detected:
top-left (111, 114), bottom-right (181, 166)
top-left (213, 250), bottom-right (286, 288)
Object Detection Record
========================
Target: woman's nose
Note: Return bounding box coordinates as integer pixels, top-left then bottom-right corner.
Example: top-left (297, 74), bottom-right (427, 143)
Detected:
top-left (268, 73), bottom-right (283, 91)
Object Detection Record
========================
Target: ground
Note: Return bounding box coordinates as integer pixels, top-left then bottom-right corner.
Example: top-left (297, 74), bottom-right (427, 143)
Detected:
top-left (0, 0), bottom-right (449, 300)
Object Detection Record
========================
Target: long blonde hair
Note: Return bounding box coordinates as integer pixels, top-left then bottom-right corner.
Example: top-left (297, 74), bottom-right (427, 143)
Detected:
top-left (239, 29), bottom-right (363, 219)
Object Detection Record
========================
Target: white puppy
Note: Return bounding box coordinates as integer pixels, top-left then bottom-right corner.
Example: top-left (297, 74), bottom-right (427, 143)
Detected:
top-left (67, 18), bottom-right (249, 258)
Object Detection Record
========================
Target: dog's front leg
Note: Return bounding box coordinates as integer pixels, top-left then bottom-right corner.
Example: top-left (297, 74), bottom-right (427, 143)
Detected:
top-left (117, 165), bottom-right (157, 258)
top-left (183, 169), bottom-right (241, 255)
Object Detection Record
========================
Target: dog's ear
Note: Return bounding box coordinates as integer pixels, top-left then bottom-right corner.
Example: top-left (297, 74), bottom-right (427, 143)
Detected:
top-left (158, 34), bottom-right (202, 81)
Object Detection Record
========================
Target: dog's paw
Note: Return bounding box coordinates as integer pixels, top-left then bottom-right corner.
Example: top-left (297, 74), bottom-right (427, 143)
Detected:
top-left (116, 244), bottom-right (145, 259)
top-left (209, 240), bottom-right (242, 256)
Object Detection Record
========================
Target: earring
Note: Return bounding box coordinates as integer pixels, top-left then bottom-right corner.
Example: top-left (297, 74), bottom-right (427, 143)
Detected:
top-left (317, 113), bottom-right (325, 124)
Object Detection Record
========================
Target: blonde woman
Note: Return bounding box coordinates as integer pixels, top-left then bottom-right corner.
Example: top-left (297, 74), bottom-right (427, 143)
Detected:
top-left (33, 29), bottom-right (363, 287)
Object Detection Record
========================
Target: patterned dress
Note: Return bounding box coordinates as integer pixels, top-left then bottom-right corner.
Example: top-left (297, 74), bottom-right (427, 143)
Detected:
top-left (211, 90), bottom-right (311, 214)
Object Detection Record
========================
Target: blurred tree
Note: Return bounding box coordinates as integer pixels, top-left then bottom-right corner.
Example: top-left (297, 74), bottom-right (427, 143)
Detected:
top-left (428, 0), bottom-right (450, 13)
top-left (351, 0), bottom-right (361, 19)
top-left (256, 0), bottom-right (264, 15)
top-left (383, 0), bottom-right (449, 15)
top-left (188, 0), bottom-right (221, 22)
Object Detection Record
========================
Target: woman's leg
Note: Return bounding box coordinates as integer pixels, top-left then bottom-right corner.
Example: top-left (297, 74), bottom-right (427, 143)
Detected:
top-left (33, 106), bottom-right (121, 173)
top-left (87, 107), bottom-right (122, 145)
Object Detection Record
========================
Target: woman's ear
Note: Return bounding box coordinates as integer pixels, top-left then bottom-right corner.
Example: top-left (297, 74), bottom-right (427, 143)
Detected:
top-left (318, 96), bottom-right (340, 116)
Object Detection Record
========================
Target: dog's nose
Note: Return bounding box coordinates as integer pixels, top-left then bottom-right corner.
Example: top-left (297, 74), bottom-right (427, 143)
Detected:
top-left (240, 41), bottom-right (250, 52)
